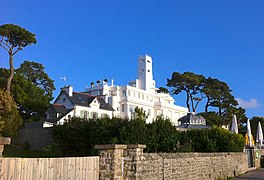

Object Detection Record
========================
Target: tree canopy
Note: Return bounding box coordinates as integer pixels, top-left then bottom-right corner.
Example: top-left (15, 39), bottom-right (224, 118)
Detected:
top-left (0, 88), bottom-right (23, 137)
top-left (167, 72), bottom-right (206, 112)
top-left (0, 61), bottom-right (55, 122)
top-left (0, 24), bottom-right (36, 95)
top-left (202, 77), bottom-right (238, 116)
top-left (167, 71), bottom-right (246, 126)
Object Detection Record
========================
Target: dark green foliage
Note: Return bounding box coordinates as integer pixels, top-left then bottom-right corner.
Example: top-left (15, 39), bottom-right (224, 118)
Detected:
top-left (133, 106), bottom-right (148, 120)
top-left (179, 128), bottom-right (244, 152)
top-left (146, 116), bottom-right (179, 152)
top-left (0, 61), bottom-right (55, 122)
top-left (202, 77), bottom-right (238, 116)
top-left (167, 72), bottom-right (206, 112)
top-left (167, 72), bottom-right (247, 127)
top-left (250, 116), bottom-right (264, 140)
top-left (52, 116), bottom-right (245, 156)
top-left (52, 117), bottom-right (127, 156)
top-left (198, 112), bottom-right (222, 127)
top-left (120, 118), bottom-right (147, 144)
top-left (0, 24), bottom-right (36, 48)
top-left (157, 87), bottom-right (169, 94)
top-left (16, 61), bottom-right (55, 100)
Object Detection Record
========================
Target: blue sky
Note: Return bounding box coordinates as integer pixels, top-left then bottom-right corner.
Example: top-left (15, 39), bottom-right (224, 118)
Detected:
top-left (1, 1), bottom-right (264, 118)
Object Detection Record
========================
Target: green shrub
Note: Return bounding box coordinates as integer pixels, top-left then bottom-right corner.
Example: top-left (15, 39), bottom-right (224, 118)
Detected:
top-left (179, 128), bottom-right (244, 152)
top-left (52, 117), bottom-right (244, 156)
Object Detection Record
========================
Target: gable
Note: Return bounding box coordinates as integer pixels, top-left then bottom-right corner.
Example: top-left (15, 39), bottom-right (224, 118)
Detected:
top-left (89, 97), bottom-right (100, 109)
top-left (54, 91), bottom-right (74, 109)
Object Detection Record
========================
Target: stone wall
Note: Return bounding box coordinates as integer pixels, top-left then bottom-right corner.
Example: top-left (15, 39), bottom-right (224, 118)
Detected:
top-left (13, 123), bottom-right (53, 150)
top-left (136, 153), bottom-right (248, 180)
top-left (254, 149), bottom-right (264, 168)
top-left (95, 144), bottom-right (260, 180)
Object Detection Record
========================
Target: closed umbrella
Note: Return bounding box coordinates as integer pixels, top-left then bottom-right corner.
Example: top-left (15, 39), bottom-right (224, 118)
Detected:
top-left (256, 121), bottom-right (263, 147)
top-left (231, 114), bottom-right (238, 134)
top-left (247, 119), bottom-right (253, 147)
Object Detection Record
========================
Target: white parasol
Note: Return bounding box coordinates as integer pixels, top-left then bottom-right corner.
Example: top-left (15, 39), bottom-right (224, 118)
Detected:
top-left (230, 114), bottom-right (238, 134)
top-left (256, 121), bottom-right (263, 147)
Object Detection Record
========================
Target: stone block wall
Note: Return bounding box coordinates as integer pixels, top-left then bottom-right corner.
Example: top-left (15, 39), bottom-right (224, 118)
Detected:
top-left (13, 124), bottom-right (53, 150)
top-left (95, 144), bottom-right (255, 180)
top-left (254, 149), bottom-right (264, 168)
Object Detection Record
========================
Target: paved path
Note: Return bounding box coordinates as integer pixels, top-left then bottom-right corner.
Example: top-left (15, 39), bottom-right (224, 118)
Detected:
top-left (234, 168), bottom-right (264, 180)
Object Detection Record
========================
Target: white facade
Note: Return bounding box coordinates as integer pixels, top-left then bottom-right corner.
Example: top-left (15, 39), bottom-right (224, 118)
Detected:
top-left (85, 55), bottom-right (188, 125)
top-left (43, 86), bottom-right (114, 127)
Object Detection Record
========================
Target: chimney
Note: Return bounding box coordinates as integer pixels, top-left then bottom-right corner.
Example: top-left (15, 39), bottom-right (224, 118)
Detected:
top-left (61, 85), bottom-right (73, 97)
top-left (111, 79), bottom-right (114, 86)
top-left (96, 80), bottom-right (101, 86)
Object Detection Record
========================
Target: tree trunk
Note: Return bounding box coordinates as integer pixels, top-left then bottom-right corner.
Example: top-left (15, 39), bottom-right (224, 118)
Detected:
top-left (6, 53), bottom-right (14, 96)
top-left (190, 95), bottom-right (195, 112)
top-left (186, 91), bottom-right (190, 112)
top-left (218, 100), bottom-right (222, 116)
top-left (205, 96), bottom-right (209, 113)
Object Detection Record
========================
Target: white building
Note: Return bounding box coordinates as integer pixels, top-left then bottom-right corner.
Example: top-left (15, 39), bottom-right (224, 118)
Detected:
top-left (43, 86), bottom-right (114, 127)
top-left (85, 55), bottom-right (188, 125)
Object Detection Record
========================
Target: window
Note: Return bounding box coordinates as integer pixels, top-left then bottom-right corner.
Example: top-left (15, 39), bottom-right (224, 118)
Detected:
top-left (122, 90), bottom-right (126, 97)
top-left (63, 98), bottom-right (66, 102)
top-left (92, 112), bottom-right (98, 119)
top-left (84, 111), bottom-right (87, 119)
top-left (102, 114), bottom-right (109, 118)
top-left (138, 93), bottom-right (140, 99)
top-left (133, 92), bottom-right (135, 97)
top-left (141, 69), bottom-right (145, 72)
top-left (147, 69), bottom-right (150, 72)
top-left (80, 110), bottom-right (88, 119)
top-left (128, 90), bottom-right (131, 96)
top-left (129, 105), bottom-right (135, 112)
top-left (147, 60), bottom-right (150, 63)
top-left (148, 109), bottom-right (151, 116)
top-left (121, 104), bottom-right (125, 112)
top-left (142, 94), bottom-right (144, 100)
top-left (52, 112), bottom-right (56, 118)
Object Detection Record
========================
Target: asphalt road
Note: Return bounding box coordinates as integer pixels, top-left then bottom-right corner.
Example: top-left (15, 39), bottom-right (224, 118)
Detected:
top-left (234, 168), bottom-right (264, 180)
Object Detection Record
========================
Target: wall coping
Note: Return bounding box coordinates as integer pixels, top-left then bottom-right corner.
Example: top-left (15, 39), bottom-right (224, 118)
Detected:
top-left (94, 144), bottom-right (127, 150)
top-left (127, 144), bottom-right (146, 149)
top-left (0, 137), bottom-right (11, 145)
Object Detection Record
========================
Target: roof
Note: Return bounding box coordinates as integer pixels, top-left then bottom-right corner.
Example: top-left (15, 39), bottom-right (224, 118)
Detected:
top-left (45, 108), bottom-right (74, 123)
top-left (24, 121), bottom-right (44, 128)
top-left (97, 98), bottom-right (115, 111)
top-left (52, 104), bottom-right (67, 113)
top-left (68, 92), bottom-right (114, 111)
top-left (176, 124), bottom-right (211, 130)
top-left (178, 112), bottom-right (206, 124)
